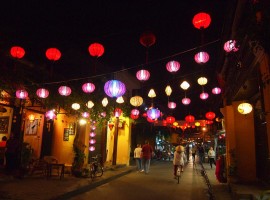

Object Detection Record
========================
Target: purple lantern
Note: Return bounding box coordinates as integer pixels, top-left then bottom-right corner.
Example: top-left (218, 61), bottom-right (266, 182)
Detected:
top-left (82, 82), bottom-right (95, 93)
top-left (147, 108), bottom-right (161, 120)
top-left (104, 80), bottom-right (126, 98)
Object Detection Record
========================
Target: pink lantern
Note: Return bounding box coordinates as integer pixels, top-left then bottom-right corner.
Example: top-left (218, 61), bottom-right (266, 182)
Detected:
top-left (58, 86), bottom-right (72, 96)
top-left (100, 112), bottom-right (106, 117)
top-left (147, 108), bottom-right (160, 120)
top-left (205, 111), bottom-right (215, 120)
top-left (89, 132), bottom-right (96, 137)
top-left (131, 109), bottom-right (140, 116)
top-left (46, 48), bottom-right (61, 61)
top-left (104, 80), bottom-right (126, 98)
top-left (185, 115), bottom-right (195, 123)
top-left (182, 97), bottom-right (191, 105)
top-left (89, 146), bottom-right (95, 152)
top-left (89, 139), bottom-right (96, 144)
top-left (224, 40), bottom-right (239, 52)
top-left (166, 60), bottom-right (180, 73)
top-left (45, 110), bottom-right (56, 120)
top-left (136, 69), bottom-right (150, 81)
top-left (10, 46), bottom-right (25, 59)
top-left (36, 88), bottom-right (49, 98)
top-left (114, 108), bottom-right (122, 117)
top-left (200, 92), bottom-right (209, 100)
top-left (194, 51), bottom-right (209, 64)
top-left (212, 87), bottom-right (221, 94)
top-left (16, 89), bottom-right (28, 99)
top-left (82, 82), bottom-right (95, 93)
top-left (168, 102), bottom-right (176, 109)
top-left (166, 116), bottom-right (175, 124)
top-left (82, 112), bottom-right (90, 118)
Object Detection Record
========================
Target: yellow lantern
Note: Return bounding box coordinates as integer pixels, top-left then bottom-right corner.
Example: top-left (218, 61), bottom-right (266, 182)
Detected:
top-left (71, 103), bottom-right (80, 110)
top-left (195, 122), bottom-right (201, 126)
top-left (28, 114), bottom-right (35, 122)
top-left (238, 103), bottom-right (253, 114)
top-left (173, 122), bottom-right (178, 126)
top-left (86, 101), bottom-right (94, 109)
top-left (102, 97), bottom-right (108, 107)
top-left (116, 96), bottom-right (124, 104)
top-left (130, 96), bottom-right (143, 107)
top-left (148, 89), bottom-right (156, 98)
top-left (197, 77), bottom-right (208, 86)
top-left (165, 85), bottom-right (172, 96)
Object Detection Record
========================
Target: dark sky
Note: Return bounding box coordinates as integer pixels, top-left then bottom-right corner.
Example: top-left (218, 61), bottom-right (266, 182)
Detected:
top-left (0, 0), bottom-right (229, 120)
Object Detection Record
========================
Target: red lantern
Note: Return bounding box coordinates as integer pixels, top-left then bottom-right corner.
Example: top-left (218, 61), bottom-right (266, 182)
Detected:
top-left (194, 51), bottom-right (209, 64)
top-left (224, 40), bottom-right (239, 53)
top-left (82, 82), bottom-right (95, 93)
top-left (131, 109), bottom-right (140, 116)
top-left (142, 112), bottom-right (147, 118)
top-left (182, 97), bottom-right (191, 105)
top-left (205, 112), bottom-right (215, 120)
top-left (136, 69), bottom-right (150, 81)
top-left (168, 102), bottom-right (176, 109)
top-left (192, 12), bottom-right (211, 29)
top-left (104, 80), bottom-right (126, 98)
top-left (147, 117), bottom-right (155, 123)
top-left (58, 86), bottom-right (72, 96)
top-left (36, 88), bottom-right (49, 98)
top-left (114, 108), bottom-right (122, 117)
top-left (88, 43), bottom-right (105, 57)
top-left (206, 120), bottom-right (214, 125)
top-left (166, 116), bottom-right (175, 124)
top-left (16, 89), bottom-right (28, 99)
top-left (10, 46), bottom-right (25, 59)
top-left (166, 60), bottom-right (180, 73)
top-left (139, 31), bottom-right (156, 47)
top-left (130, 114), bottom-right (139, 120)
top-left (46, 48), bottom-right (61, 61)
top-left (185, 115), bottom-right (195, 123)
top-left (200, 92), bottom-right (209, 100)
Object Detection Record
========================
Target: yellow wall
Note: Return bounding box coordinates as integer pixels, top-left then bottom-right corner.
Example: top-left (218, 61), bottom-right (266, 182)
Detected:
top-left (0, 106), bottom-right (13, 140)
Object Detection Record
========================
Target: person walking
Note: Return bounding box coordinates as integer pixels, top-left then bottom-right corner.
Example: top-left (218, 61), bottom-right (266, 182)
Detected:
top-left (134, 144), bottom-right (142, 172)
top-left (198, 144), bottom-right (205, 163)
top-left (141, 140), bottom-right (153, 174)
top-left (191, 145), bottom-right (197, 163)
top-left (208, 147), bottom-right (216, 169)
top-left (173, 145), bottom-right (185, 179)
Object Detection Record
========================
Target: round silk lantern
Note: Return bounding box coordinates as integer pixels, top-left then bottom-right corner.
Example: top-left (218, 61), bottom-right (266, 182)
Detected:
top-left (58, 86), bottom-right (72, 96)
top-left (168, 102), bottom-right (176, 109)
top-left (88, 43), bottom-right (104, 57)
top-left (147, 108), bottom-right (160, 120)
top-left (89, 146), bottom-right (95, 151)
top-left (82, 82), bottom-right (95, 93)
top-left (46, 48), bottom-right (61, 61)
top-left (212, 87), bottom-right (221, 94)
top-left (224, 40), bottom-right (239, 52)
top-left (182, 97), bottom-right (191, 105)
top-left (36, 88), bottom-right (49, 98)
top-left (166, 116), bottom-right (175, 124)
top-left (130, 96), bottom-right (143, 107)
top-left (166, 60), bottom-right (180, 73)
top-left (136, 69), bottom-right (150, 81)
top-left (89, 132), bottom-right (96, 137)
top-left (200, 92), bottom-right (209, 100)
top-left (16, 89), bottom-right (28, 99)
top-left (197, 77), bottom-right (208, 86)
top-left (205, 112), bottom-right (215, 120)
top-left (192, 12), bottom-right (211, 29)
top-left (71, 103), bottom-right (80, 110)
top-left (130, 114), bottom-right (139, 120)
top-left (185, 115), bottom-right (195, 123)
top-left (45, 110), bottom-right (56, 120)
top-left (10, 46), bottom-right (25, 59)
top-left (82, 112), bottom-right (90, 118)
top-left (114, 108), bottom-right (122, 117)
top-left (131, 109), bottom-right (140, 116)
top-left (139, 31), bottom-right (156, 47)
top-left (104, 80), bottom-right (126, 98)
top-left (237, 103), bottom-right (253, 115)
top-left (194, 51), bottom-right (209, 64)
top-left (89, 139), bottom-right (96, 144)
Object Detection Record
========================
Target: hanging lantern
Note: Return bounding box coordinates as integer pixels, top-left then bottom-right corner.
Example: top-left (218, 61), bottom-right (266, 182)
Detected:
top-left (102, 97), bottom-right (109, 107)
top-left (58, 86), bottom-right (72, 96)
top-left (238, 103), bottom-right (253, 115)
top-left (131, 109), bottom-right (140, 116)
top-left (89, 139), bottom-right (96, 144)
top-left (197, 77), bottom-right (208, 86)
top-left (10, 46), bottom-right (25, 59)
top-left (147, 108), bottom-right (160, 120)
top-left (100, 112), bottom-right (106, 118)
top-left (130, 96), bottom-right (143, 107)
top-left (147, 117), bottom-right (156, 123)
top-left (46, 48), bottom-right (61, 61)
top-left (180, 81), bottom-right (190, 90)
top-left (86, 100), bottom-right (94, 109)
top-left (168, 102), bottom-right (176, 109)
top-left (36, 88), bottom-right (49, 99)
top-left (45, 110), bottom-right (56, 120)
top-left (224, 40), bottom-right (239, 52)
top-left (16, 89), bottom-right (28, 99)
top-left (89, 132), bottom-right (96, 137)
top-left (82, 112), bottom-right (90, 118)
top-left (166, 116), bottom-right (175, 124)
top-left (136, 69), bottom-right (150, 81)
top-left (200, 92), bottom-right (209, 100)
top-left (139, 31), bottom-right (156, 47)
top-left (185, 115), bottom-right (195, 123)
top-left (71, 103), bottom-right (80, 110)
top-left (142, 112), bottom-right (147, 118)
top-left (173, 122), bottom-right (178, 127)
top-left (182, 97), bottom-right (191, 105)
top-left (82, 82), bottom-right (95, 93)
top-left (130, 114), bottom-right (139, 120)
top-left (195, 122), bottom-right (201, 127)
top-left (205, 111), bottom-right (216, 120)
top-left (148, 89), bottom-right (156, 98)
top-left (114, 108), bottom-right (122, 117)
top-left (194, 51), bottom-right (209, 64)
top-left (116, 96), bottom-right (124, 104)
top-left (88, 43), bottom-right (105, 57)
top-left (104, 80), bottom-right (126, 98)
top-left (89, 146), bottom-right (95, 152)
top-left (192, 12), bottom-right (211, 29)
top-left (212, 87), bottom-right (221, 94)
top-left (206, 120), bottom-right (214, 125)
top-left (166, 60), bottom-right (180, 73)
top-left (165, 85), bottom-right (172, 97)
top-left (28, 114), bottom-right (35, 122)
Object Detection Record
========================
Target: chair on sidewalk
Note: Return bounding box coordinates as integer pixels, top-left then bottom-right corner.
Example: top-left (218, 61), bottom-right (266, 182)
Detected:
top-left (43, 156), bottom-right (60, 177)
top-left (29, 158), bottom-right (47, 177)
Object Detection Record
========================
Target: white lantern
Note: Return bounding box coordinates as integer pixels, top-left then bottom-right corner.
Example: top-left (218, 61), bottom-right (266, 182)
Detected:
top-left (238, 103), bottom-right (253, 114)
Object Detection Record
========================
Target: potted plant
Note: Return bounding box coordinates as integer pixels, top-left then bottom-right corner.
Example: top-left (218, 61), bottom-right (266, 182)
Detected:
top-left (72, 145), bottom-right (86, 177)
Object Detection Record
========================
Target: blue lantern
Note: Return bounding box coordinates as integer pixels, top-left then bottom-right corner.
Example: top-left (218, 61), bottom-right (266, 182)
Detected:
top-left (147, 108), bottom-right (161, 120)
top-left (104, 80), bottom-right (126, 98)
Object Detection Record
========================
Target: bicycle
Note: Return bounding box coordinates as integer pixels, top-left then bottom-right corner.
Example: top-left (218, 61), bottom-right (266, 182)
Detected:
top-left (81, 155), bottom-right (104, 179)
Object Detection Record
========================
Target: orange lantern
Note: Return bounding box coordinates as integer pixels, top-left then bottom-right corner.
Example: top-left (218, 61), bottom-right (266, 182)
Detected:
top-left (10, 46), bottom-right (25, 59)
top-left (88, 43), bottom-right (104, 57)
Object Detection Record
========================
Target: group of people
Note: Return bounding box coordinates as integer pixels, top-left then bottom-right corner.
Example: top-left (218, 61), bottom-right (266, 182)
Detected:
top-left (134, 140), bottom-right (153, 174)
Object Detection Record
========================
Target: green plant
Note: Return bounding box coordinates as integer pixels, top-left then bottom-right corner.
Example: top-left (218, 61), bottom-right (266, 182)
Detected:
top-left (72, 146), bottom-right (86, 170)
